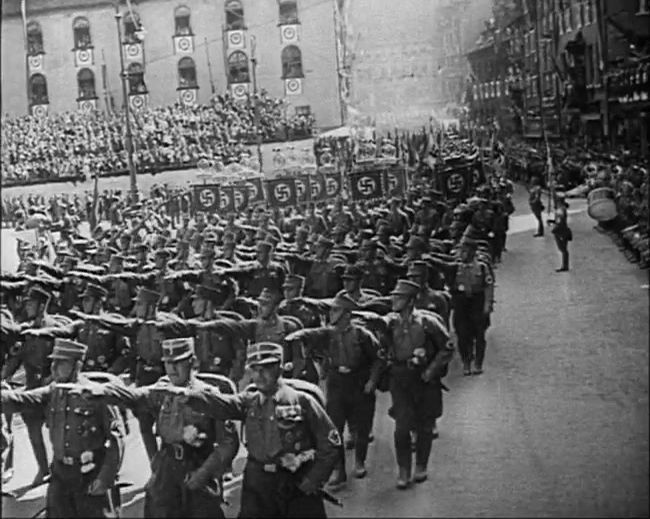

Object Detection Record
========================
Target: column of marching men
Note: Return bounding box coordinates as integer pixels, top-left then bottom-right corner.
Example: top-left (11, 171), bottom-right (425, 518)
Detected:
top-left (1, 165), bottom-right (515, 518)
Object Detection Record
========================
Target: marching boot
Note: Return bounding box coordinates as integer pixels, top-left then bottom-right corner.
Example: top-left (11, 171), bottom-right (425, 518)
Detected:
top-left (396, 466), bottom-right (411, 490)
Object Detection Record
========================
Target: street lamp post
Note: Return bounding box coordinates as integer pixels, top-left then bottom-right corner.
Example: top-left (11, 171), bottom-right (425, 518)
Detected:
top-left (250, 35), bottom-right (264, 173)
top-left (114, 5), bottom-right (138, 201)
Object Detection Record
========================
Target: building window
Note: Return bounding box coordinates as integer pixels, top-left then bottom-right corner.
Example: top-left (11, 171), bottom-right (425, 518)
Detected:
top-left (295, 105), bottom-right (310, 116)
top-left (124, 11), bottom-right (142, 44)
top-left (175, 6), bottom-right (192, 35)
top-left (225, 0), bottom-right (245, 30)
top-left (281, 45), bottom-right (303, 78)
top-left (72, 17), bottom-right (92, 49)
top-left (127, 62), bottom-right (147, 94)
top-left (77, 68), bottom-right (97, 99)
top-left (29, 73), bottom-right (48, 105)
top-left (279, 0), bottom-right (299, 25)
top-left (227, 51), bottom-right (249, 83)
top-left (27, 21), bottom-right (44, 55)
top-left (178, 57), bottom-right (197, 88)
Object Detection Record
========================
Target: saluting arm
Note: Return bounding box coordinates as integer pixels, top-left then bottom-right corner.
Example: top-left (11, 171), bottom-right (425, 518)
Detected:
top-left (184, 386), bottom-right (248, 421)
top-left (1, 385), bottom-right (52, 414)
top-left (285, 327), bottom-right (331, 359)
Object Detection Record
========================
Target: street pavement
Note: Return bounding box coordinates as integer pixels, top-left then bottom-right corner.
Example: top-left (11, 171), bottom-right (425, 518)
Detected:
top-left (2, 186), bottom-right (648, 517)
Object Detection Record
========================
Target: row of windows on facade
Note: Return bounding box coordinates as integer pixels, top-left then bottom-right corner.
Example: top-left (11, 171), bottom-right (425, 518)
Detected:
top-left (25, 0), bottom-right (300, 56)
top-left (26, 49), bottom-right (305, 105)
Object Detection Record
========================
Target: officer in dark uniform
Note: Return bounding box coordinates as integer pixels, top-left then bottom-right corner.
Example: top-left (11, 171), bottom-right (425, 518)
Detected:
top-left (175, 342), bottom-right (340, 518)
top-left (304, 236), bottom-right (345, 298)
top-left (528, 176), bottom-right (545, 237)
top-left (337, 265), bottom-right (377, 303)
top-left (406, 261), bottom-right (450, 325)
top-left (287, 294), bottom-right (382, 485)
top-left (381, 280), bottom-right (454, 489)
top-left (1, 339), bottom-right (126, 518)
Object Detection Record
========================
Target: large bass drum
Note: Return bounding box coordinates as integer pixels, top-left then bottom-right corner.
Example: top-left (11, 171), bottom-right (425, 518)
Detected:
top-left (587, 187), bottom-right (617, 222)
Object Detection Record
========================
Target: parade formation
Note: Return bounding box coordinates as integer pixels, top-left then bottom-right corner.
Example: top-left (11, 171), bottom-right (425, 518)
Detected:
top-left (1, 1), bottom-right (648, 518)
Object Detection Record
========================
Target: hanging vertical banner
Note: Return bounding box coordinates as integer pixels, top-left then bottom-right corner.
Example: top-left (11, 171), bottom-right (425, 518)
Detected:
top-left (349, 170), bottom-right (384, 201)
top-left (192, 184), bottom-right (220, 213)
top-left (323, 172), bottom-right (342, 199)
top-left (439, 166), bottom-right (470, 200)
top-left (294, 174), bottom-right (311, 204)
top-left (309, 172), bottom-right (326, 202)
top-left (238, 177), bottom-right (265, 204)
top-left (265, 177), bottom-right (298, 207)
top-left (220, 185), bottom-right (249, 212)
top-left (383, 167), bottom-right (407, 197)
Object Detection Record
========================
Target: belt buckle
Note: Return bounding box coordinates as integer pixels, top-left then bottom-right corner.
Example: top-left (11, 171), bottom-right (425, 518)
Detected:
top-left (337, 366), bottom-right (351, 374)
top-left (263, 463), bottom-right (277, 473)
top-left (173, 444), bottom-right (184, 461)
top-left (143, 364), bottom-right (154, 372)
top-left (62, 456), bottom-right (74, 465)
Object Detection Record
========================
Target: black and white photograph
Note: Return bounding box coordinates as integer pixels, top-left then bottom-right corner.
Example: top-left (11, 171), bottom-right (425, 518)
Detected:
top-left (0, 0), bottom-right (648, 517)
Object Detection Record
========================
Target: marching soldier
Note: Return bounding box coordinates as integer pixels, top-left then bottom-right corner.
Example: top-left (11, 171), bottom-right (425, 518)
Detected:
top-left (528, 176), bottom-right (545, 237)
top-left (170, 342), bottom-right (340, 517)
top-left (1, 339), bottom-right (126, 517)
top-left (375, 280), bottom-right (453, 489)
top-left (244, 241), bottom-right (287, 298)
top-left (337, 264), bottom-right (378, 303)
top-left (548, 192), bottom-right (572, 272)
top-left (304, 236), bottom-right (345, 298)
top-left (405, 261), bottom-right (450, 325)
top-left (430, 241), bottom-right (495, 375)
top-left (286, 294), bottom-right (382, 485)
top-left (1, 285), bottom-right (65, 486)
top-left (87, 338), bottom-right (240, 518)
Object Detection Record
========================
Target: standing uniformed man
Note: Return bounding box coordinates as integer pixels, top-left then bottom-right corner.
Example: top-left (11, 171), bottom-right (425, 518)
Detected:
top-left (286, 294), bottom-right (382, 485)
top-left (304, 236), bottom-right (345, 298)
top-left (337, 265), bottom-right (377, 303)
top-left (528, 176), bottom-right (545, 237)
top-left (170, 342), bottom-right (340, 517)
top-left (405, 262), bottom-right (450, 325)
top-left (1, 338), bottom-right (126, 518)
top-left (380, 280), bottom-right (454, 489)
top-left (90, 337), bottom-right (240, 518)
top-left (244, 241), bottom-right (288, 298)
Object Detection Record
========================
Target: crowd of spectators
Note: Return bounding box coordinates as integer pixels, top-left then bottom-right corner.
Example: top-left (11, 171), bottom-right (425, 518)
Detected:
top-left (1, 89), bottom-right (315, 186)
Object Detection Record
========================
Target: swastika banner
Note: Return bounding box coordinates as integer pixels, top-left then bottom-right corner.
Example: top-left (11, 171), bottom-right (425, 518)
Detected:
top-left (439, 166), bottom-right (471, 200)
top-left (295, 174), bottom-right (311, 204)
top-left (309, 173), bottom-right (326, 202)
top-left (265, 177), bottom-right (298, 208)
top-left (382, 168), bottom-right (408, 197)
top-left (349, 170), bottom-right (384, 201)
top-left (220, 185), bottom-right (249, 213)
top-left (323, 172), bottom-right (342, 199)
top-left (239, 177), bottom-right (265, 204)
top-left (192, 184), bottom-right (220, 213)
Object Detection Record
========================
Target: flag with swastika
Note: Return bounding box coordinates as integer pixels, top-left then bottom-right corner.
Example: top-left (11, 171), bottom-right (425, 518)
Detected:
top-left (192, 184), bottom-right (220, 213)
top-left (382, 167), bottom-right (407, 197)
top-left (349, 170), bottom-right (384, 201)
top-left (265, 177), bottom-right (298, 208)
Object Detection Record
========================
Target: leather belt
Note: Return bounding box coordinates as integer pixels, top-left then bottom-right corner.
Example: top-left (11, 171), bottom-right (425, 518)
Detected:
top-left (249, 458), bottom-right (279, 473)
top-left (61, 456), bottom-right (76, 466)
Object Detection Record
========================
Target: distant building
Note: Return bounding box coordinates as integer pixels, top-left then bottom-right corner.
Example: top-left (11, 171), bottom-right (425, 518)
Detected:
top-left (0, 0), bottom-right (341, 128)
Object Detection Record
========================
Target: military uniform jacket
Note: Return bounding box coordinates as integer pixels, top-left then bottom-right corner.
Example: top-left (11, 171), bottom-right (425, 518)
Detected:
top-left (278, 299), bottom-right (321, 328)
top-left (244, 261), bottom-right (287, 298)
top-left (305, 259), bottom-right (344, 298)
top-left (294, 324), bottom-right (382, 383)
top-left (184, 380), bottom-right (340, 489)
top-left (382, 309), bottom-right (453, 377)
top-left (452, 260), bottom-right (494, 297)
top-left (1, 376), bottom-right (124, 465)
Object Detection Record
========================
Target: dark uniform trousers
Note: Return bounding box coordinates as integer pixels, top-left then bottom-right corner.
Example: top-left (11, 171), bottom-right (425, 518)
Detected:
top-left (240, 460), bottom-right (326, 519)
top-left (47, 454), bottom-right (112, 518)
top-left (326, 370), bottom-right (375, 467)
top-left (144, 444), bottom-right (224, 519)
top-left (389, 366), bottom-right (442, 471)
top-left (452, 292), bottom-right (487, 367)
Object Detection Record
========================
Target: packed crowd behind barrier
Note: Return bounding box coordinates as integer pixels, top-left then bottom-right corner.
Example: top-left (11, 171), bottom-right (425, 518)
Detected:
top-left (1, 89), bottom-right (315, 186)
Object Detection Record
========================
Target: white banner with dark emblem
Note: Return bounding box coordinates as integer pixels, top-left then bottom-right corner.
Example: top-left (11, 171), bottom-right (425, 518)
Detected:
top-left (284, 78), bottom-right (303, 96)
top-left (226, 30), bottom-right (245, 51)
top-left (230, 82), bottom-right (250, 101)
top-left (265, 177), bottom-right (298, 208)
top-left (28, 54), bottom-right (44, 73)
top-left (77, 99), bottom-right (97, 113)
top-left (178, 88), bottom-right (198, 106)
top-left (349, 170), bottom-right (383, 201)
top-left (74, 48), bottom-right (94, 67)
top-left (31, 104), bottom-right (48, 118)
top-left (192, 184), bottom-right (220, 213)
top-left (280, 24), bottom-right (300, 45)
top-left (129, 93), bottom-right (148, 111)
top-left (124, 42), bottom-right (144, 63)
top-left (174, 35), bottom-right (194, 54)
